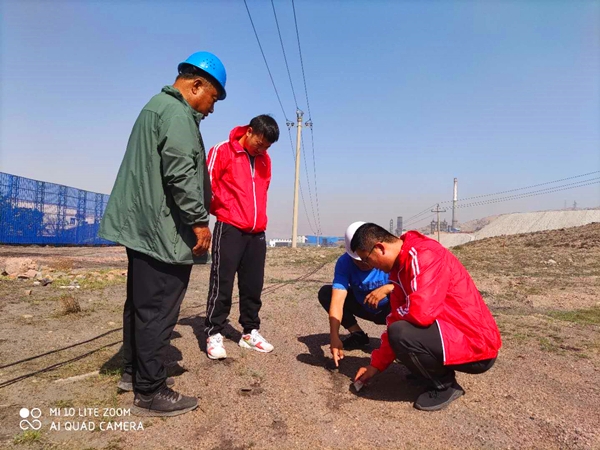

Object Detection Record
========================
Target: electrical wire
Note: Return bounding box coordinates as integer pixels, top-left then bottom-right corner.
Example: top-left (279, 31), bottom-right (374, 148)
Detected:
top-left (0, 256), bottom-right (338, 388)
top-left (300, 133), bottom-right (319, 234)
top-left (271, 0), bottom-right (298, 108)
top-left (291, 0), bottom-right (311, 120)
top-left (243, 0), bottom-right (289, 121)
top-left (442, 171), bottom-right (600, 204)
top-left (286, 127), bottom-right (317, 235)
top-left (454, 178), bottom-right (600, 210)
top-left (290, 0), bottom-right (321, 237)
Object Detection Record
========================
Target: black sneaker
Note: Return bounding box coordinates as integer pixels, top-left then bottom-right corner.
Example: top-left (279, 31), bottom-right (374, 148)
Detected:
top-left (117, 373), bottom-right (175, 392)
top-left (414, 382), bottom-right (465, 411)
top-left (132, 386), bottom-right (198, 417)
top-left (342, 331), bottom-right (370, 350)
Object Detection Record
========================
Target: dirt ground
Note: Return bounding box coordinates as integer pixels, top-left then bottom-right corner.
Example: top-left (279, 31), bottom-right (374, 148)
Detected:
top-left (1, 224), bottom-right (599, 449)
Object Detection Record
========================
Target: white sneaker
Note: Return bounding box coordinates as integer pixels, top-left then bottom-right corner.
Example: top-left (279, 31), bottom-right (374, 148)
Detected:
top-left (207, 333), bottom-right (227, 359)
top-left (239, 329), bottom-right (274, 353)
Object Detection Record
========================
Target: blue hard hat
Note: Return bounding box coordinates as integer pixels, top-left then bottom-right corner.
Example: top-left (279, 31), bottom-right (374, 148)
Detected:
top-left (178, 51), bottom-right (227, 100)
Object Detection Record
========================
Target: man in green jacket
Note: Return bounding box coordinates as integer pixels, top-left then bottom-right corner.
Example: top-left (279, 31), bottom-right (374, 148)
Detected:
top-left (99, 51), bottom-right (227, 417)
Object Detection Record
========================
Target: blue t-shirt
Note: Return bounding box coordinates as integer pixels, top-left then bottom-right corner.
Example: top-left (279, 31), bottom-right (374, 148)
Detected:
top-left (332, 253), bottom-right (390, 313)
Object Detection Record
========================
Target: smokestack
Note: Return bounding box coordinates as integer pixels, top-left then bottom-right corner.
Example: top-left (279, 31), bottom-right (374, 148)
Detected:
top-left (451, 178), bottom-right (458, 230)
top-left (396, 216), bottom-right (403, 236)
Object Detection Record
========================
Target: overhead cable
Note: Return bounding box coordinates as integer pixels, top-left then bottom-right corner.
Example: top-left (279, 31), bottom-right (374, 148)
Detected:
top-left (271, 0), bottom-right (298, 107)
top-left (442, 170), bottom-right (600, 204)
top-left (243, 0), bottom-right (289, 121)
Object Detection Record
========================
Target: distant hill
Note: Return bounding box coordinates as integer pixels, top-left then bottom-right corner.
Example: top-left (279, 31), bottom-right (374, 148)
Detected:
top-left (436, 209), bottom-right (600, 247)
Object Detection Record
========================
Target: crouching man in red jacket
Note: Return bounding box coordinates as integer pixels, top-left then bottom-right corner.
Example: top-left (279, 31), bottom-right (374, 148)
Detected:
top-left (351, 223), bottom-right (501, 411)
top-left (204, 115), bottom-right (279, 359)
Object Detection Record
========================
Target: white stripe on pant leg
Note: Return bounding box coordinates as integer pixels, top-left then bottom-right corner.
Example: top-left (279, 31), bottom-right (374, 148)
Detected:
top-left (206, 221), bottom-right (224, 336)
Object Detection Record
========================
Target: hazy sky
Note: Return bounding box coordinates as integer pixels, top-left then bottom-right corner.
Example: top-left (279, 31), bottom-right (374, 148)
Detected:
top-left (1, 0), bottom-right (599, 237)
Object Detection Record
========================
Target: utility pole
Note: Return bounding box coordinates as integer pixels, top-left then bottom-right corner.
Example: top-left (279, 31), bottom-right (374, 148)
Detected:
top-left (431, 203), bottom-right (447, 242)
top-left (291, 109), bottom-right (303, 248)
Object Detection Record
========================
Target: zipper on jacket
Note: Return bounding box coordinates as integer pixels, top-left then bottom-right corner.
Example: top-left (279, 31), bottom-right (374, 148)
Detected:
top-left (245, 153), bottom-right (257, 232)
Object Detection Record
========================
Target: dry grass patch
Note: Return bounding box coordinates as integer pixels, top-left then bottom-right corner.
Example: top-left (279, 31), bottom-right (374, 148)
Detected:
top-left (58, 294), bottom-right (81, 315)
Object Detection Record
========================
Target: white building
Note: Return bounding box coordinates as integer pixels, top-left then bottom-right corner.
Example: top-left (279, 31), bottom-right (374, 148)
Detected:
top-left (268, 236), bottom-right (307, 247)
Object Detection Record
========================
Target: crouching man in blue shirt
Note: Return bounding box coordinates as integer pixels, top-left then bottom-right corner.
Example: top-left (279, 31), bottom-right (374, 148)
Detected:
top-left (319, 221), bottom-right (393, 367)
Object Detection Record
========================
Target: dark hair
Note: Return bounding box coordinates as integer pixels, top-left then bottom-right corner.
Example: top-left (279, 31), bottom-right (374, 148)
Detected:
top-left (249, 115), bottom-right (280, 143)
top-left (176, 63), bottom-right (223, 98)
top-left (351, 223), bottom-right (398, 254)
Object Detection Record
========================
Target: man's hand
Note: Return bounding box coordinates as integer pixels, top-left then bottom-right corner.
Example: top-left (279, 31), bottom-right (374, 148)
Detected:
top-left (364, 284), bottom-right (394, 308)
top-left (330, 335), bottom-right (344, 367)
top-left (354, 365), bottom-right (379, 384)
top-left (192, 223), bottom-right (211, 256)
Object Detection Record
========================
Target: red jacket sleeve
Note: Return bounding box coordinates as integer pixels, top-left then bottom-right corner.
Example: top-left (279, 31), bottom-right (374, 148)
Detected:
top-left (370, 315), bottom-right (399, 372)
top-left (206, 141), bottom-right (228, 205)
top-left (402, 247), bottom-right (450, 327)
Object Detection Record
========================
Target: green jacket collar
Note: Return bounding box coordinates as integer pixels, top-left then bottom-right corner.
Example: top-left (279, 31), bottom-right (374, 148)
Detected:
top-left (161, 85), bottom-right (205, 123)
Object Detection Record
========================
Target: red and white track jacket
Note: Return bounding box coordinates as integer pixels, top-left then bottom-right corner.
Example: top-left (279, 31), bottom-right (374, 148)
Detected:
top-left (370, 231), bottom-right (501, 372)
top-left (207, 126), bottom-right (271, 233)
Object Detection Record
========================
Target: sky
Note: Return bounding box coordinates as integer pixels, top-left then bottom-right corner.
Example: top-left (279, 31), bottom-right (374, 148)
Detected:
top-left (1, 0), bottom-right (599, 238)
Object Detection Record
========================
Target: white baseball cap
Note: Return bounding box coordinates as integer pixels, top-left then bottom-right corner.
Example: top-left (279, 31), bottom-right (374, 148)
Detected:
top-left (345, 221), bottom-right (366, 260)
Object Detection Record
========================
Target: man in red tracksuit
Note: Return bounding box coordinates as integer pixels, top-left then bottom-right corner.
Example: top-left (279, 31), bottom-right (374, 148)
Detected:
top-left (204, 115), bottom-right (279, 359)
top-left (351, 223), bottom-right (501, 411)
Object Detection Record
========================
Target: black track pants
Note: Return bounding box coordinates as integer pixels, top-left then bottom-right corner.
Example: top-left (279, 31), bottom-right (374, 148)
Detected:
top-left (205, 221), bottom-right (266, 336)
top-left (317, 285), bottom-right (390, 329)
top-left (387, 320), bottom-right (496, 390)
top-left (122, 248), bottom-right (192, 395)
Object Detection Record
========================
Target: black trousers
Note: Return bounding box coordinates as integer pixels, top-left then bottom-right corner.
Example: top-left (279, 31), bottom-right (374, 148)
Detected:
top-left (388, 320), bottom-right (496, 390)
top-left (318, 284), bottom-right (390, 329)
top-left (205, 221), bottom-right (266, 336)
top-left (123, 248), bottom-right (192, 395)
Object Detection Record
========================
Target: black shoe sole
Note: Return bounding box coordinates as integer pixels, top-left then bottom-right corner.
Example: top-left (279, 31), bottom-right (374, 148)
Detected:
top-left (342, 343), bottom-right (370, 351)
top-left (413, 388), bottom-right (465, 412)
top-left (131, 403), bottom-right (198, 417)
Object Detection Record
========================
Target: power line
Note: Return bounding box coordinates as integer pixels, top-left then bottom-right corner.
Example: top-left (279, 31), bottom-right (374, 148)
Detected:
top-left (290, 1), bottom-right (321, 237)
top-left (442, 170), bottom-right (600, 204)
top-left (454, 178), bottom-right (600, 210)
top-left (243, 0), bottom-right (289, 121)
top-left (271, 0), bottom-right (298, 108)
top-left (300, 132), bottom-right (319, 232)
top-left (404, 213), bottom-right (437, 228)
top-left (404, 204), bottom-right (438, 224)
top-left (307, 123), bottom-right (322, 236)
top-left (291, 0), bottom-right (312, 119)
top-left (286, 127), bottom-right (317, 234)
top-left (0, 259), bottom-right (337, 388)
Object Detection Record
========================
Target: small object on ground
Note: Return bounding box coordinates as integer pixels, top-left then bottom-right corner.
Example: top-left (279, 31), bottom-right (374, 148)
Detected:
top-left (55, 370), bottom-right (99, 384)
top-left (353, 380), bottom-right (364, 392)
top-left (40, 278), bottom-right (52, 286)
top-left (24, 289), bottom-right (32, 295)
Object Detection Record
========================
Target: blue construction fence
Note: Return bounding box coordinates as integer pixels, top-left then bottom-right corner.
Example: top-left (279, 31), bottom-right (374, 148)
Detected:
top-left (0, 172), bottom-right (114, 245)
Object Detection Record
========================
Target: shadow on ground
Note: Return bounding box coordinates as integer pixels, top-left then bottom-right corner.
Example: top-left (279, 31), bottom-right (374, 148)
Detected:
top-left (179, 315), bottom-right (242, 354)
top-left (296, 333), bottom-right (419, 404)
top-left (100, 330), bottom-right (187, 377)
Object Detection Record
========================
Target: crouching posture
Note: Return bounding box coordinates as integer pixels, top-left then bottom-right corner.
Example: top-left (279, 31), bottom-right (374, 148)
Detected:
top-left (352, 223), bottom-right (501, 411)
top-left (319, 222), bottom-right (392, 367)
